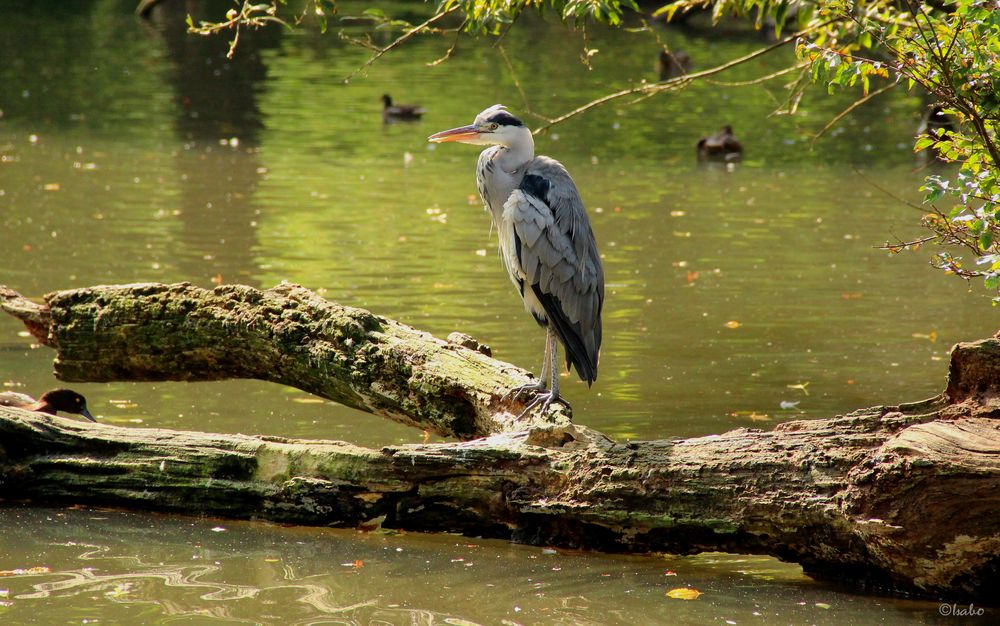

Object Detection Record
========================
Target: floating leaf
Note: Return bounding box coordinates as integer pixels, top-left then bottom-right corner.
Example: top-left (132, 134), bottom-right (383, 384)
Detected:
top-left (911, 330), bottom-right (937, 342)
top-left (723, 320), bottom-right (741, 329)
top-left (666, 587), bottom-right (703, 600)
top-left (786, 382), bottom-right (810, 395)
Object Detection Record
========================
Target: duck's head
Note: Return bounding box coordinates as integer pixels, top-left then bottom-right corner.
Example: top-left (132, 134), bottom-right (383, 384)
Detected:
top-left (39, 388), bottom-right (97, 422)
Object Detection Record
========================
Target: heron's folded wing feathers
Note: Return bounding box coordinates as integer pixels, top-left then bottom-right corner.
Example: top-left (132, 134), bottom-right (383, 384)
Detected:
top-left (500, 158), bottom-right (604, 383)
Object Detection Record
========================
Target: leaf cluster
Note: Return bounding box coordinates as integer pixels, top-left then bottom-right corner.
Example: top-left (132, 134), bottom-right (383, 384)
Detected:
top-left (792, 1), bottom-right (1000, 301)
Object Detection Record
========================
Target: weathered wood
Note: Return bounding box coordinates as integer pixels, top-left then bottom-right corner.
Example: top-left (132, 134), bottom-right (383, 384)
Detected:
top-left (1, 283), bottom-right (999, 601)
top-left (0, 282), bottom-right (571, 440)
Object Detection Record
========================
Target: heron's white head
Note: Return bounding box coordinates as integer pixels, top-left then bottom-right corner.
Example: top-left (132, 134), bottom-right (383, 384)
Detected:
top-left (428, 104), bottom-right (533, 151)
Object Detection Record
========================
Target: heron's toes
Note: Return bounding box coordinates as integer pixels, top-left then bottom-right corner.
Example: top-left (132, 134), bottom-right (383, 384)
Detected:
top-left (502, 380), bottom-right (546, 403)
top-left (514, 389), bottom-right (570, 418)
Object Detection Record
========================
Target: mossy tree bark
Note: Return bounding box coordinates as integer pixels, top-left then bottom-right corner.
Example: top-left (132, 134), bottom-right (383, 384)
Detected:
top-left (1, 283), bottom-right (999, 601)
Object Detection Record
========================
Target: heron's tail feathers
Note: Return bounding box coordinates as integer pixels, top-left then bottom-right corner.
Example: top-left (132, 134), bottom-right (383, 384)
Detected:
top-left (532, 286), bottom-right (600, 386)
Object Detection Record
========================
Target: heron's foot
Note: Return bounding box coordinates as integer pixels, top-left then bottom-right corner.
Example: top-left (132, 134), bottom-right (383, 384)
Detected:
top-left (515, 388), bottom-right (571, 418)
top-left (501, 379), bottom-right (547, 404)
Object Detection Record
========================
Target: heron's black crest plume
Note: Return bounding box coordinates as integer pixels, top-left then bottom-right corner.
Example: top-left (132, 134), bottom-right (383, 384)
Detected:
top-left (487, 111), bottom-right (524, 127)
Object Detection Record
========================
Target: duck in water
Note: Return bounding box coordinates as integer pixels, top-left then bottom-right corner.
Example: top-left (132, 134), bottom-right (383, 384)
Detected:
top-left (382, 94), bottom-right (426, 121)
top-left (0, 388), bottom-right (97, 421)
top-left (697, 125), bottom-right (743, 163)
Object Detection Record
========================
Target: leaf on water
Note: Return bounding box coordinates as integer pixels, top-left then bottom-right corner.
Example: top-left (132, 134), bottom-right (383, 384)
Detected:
top-left (687, 271), bottom-right (699, 283)
top-left (0, 567), bottom-right (51, 576)
top-left (666, 587), bottom-right (703, 600)
top-left (291, 398), bottom-right (325, 404)
top-left (787, 382), bottom-right (810, 395)
top-left (211, 526), bottom-right (226, 532)
top-left (723, 320), bottom-right (741, 329)
top-left (43, 183), bottom-right (60, 191)
top-left (911, 330), bottom-right (937, 342)
top-left (211, 273), bottom-right (224, 286)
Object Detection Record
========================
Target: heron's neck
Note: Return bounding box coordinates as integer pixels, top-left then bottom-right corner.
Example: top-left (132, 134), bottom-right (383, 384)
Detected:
top-left (495, 130), bottom-right (534, 174)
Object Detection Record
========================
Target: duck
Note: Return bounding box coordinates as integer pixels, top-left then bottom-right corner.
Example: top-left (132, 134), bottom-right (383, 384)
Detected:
top-left (697, 125), bottom-right (743, 162)
top-left (0, 388), bottom-right (97, 422)
top-left (658, 49), bottom-right (692, 80)
top-left (382, 94), bottom-right (425, 121)
top-left (918, 104), bottom-right (955, 138)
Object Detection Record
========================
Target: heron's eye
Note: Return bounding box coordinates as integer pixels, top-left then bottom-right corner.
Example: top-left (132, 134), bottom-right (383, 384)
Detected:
top-left (489, 123), bottom-right (499, 131)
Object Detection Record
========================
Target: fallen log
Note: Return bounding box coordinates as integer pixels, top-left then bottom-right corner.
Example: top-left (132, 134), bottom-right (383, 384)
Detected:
top-left (1, 282), bottom-right (999, 601)
top-left (0, 282), bottom-right (571, 441)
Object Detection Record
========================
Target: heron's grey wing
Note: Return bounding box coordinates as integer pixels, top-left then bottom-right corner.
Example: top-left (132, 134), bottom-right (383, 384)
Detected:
top-left (501, 157), bottom-right (604, 384)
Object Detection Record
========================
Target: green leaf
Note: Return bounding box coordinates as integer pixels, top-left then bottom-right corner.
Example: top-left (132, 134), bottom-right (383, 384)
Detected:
top-left (980, 230), bottom-right (994, 251)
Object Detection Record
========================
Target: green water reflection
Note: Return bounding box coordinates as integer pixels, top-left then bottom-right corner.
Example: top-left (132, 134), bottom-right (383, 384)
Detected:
top-left (0, 507), bottom-right (953, 625)
top-left (0, 1), bottom-right (995, 623)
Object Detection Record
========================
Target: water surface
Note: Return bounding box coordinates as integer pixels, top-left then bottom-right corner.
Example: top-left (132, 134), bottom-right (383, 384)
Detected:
top-left (0, 1), bottom-right (994, 623)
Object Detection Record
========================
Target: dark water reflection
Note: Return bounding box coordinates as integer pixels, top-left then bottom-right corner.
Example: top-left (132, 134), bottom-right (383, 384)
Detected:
top-left (0, 1), bottom-right (995, 623)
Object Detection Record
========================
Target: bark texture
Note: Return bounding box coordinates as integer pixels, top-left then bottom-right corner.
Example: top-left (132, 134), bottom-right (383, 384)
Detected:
top-left (1, 283), bottom-right (999, 601)
top-left (1, 283), bottom-right (569, 440)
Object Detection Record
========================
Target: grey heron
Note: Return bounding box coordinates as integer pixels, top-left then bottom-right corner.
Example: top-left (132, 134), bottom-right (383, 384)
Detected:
top-left (428, 105), bottom-right (604, 413)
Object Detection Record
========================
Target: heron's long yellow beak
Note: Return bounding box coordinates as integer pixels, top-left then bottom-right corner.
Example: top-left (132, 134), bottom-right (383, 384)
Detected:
top-left (428, 125), bottom-right (481, 143)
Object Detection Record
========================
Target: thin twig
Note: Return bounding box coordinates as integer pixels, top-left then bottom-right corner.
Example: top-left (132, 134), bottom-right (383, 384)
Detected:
top-left (810, 81), bottom-right (897, 148)
top-left (533, 19), bottom-right (835, 134)
top-left (875, 234), bottom-right (938, 251)
top-left (498, 45), bottom-right (551, 124)
top-left (704, 63), bottom-right (808, 87)
top-left (343, 6), bottom-right (459, 82)
top-left (852, 167), bottom-right (928, 213)
top-left (427, 19), bottom-right (467, 67)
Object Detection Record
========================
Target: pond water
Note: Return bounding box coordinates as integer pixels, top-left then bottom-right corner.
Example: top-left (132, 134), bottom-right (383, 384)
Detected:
top-left (0, 1), bottom-right (993, 624)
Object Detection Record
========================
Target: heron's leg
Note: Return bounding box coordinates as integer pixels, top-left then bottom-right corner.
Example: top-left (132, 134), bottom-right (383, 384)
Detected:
top-left (502, 336), bottom-right (549, 403)
top-left (547, 329), bottom-right (559, 398)
top-left (538, 329), bottom-right (553, 391)
top-left (515, 328), bottom-right (571, 416)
